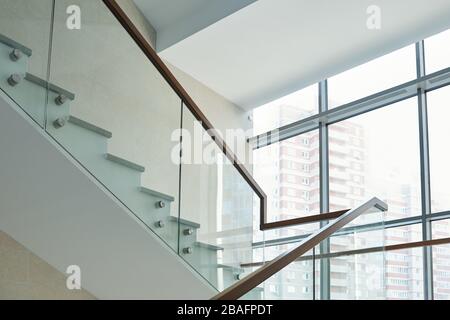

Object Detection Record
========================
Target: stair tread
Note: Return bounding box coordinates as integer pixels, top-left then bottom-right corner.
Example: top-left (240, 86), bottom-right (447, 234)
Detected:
top-left (105, 153), bottom-right (145, 173)
top-left (140, 186), bottom-right (174, 202)
top-left (0, 33), bottom-right (32, 56)
top-left (25, 73), bottom-right (75, 100)
top-left (169, 216), bottom-right (200, 229)
top-left (68, 116), bottom-right (112, 138)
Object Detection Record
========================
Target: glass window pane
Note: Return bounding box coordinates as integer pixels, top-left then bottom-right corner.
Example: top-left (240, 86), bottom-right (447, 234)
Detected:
top-left (385, 247), bottom-right (424, 300)
top-left (432, 219), bottom-right (450, 240)
top-left (433, 244), bottom-right (450, 300)
top-left (253, 84), bottom-right (318, 136)
top-left (425, 28), bottom-right (450, 74)
top-left (254, 130), bottom-right (320, 224)
top-left (383, 223), bottom-right (422, 245)
top-left (329, 98), bottom-right (422, 221)
top-left (329, 251), bottom-right (385, 299)
top-left (261, 245), bottom-right (318, 300)
top-left (428, 87), bottom-right (450, 213)
top-left (329, 247), bottom-right (424, 300)
top-left (432, 222), bottom-right (450, 300)
top-left (328, 45), bottom-right (416, 108)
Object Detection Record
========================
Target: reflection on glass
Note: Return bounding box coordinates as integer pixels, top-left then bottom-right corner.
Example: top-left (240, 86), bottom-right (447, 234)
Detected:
top-left (425, 28), bottom-right (450, 75)
top-left (328, 246), bottom-right (424, 300)
top-left (329, 207), bottom-right (385, 299)
top-left (180, 110), bottom-right (255, 291)
top-left (328, 98), bottom-right (421, 221)
top-left (47, 0), bottom-right (182, 252)
top-left (328, 45), bottom-right (416, 108)
top-left (253, 84), bottom-right (318, 136)
top-left (428, 87), bottom-right (450, 213)
top-left (432, 244), bottom-right (450, 300)
top-left (0, 0), bottom-right (54, 127)
top-left (254, 131), bottom-right (320, 224)
top-left (383, 223), bottom-right (422, 246)
top-left (330, 251), bottom-right (385, 299)
top-left (259, 246), bottom-right (319, 300)
top-left (385, 247), bottom-right (424, 299)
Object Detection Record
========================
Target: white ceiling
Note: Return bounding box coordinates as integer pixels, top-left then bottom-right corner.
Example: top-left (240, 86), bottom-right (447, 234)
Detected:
top-left (135, 0), bottom-right (450, 110)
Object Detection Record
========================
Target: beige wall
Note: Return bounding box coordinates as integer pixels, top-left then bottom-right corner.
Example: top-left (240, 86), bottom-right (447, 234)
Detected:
top-left (0, 231), bottom-right (94, 299)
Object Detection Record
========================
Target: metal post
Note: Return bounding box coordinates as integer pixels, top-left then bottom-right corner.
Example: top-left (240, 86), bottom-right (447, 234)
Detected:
top-left (416, 40), bottom-right (434, 300)
top-left (319, 80), bottom-right (330, 300)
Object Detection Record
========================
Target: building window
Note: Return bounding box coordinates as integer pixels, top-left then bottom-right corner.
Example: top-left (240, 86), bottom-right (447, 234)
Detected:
top-left (269, 284), bottom-right (278, 293)
top-left (302, 191), bottom-right (310, 200)
top-left (287, 175), bottom-right (296, 183)
top-left (287, 286), bottom-right (296, 294)
top-left (287, 189), bottom-right (296, 197)
top-left (287, 271), bottom-right (296, 280)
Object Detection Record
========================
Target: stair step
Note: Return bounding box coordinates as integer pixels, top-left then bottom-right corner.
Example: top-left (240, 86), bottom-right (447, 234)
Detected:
top-left (68, 116), bottom-right (112, 139)
top-left (195, 242), bottom-right (223, 251)
top-left (169, 216), bottom-right (200, 229)
top-left (140, 187), bottom-right (174, 202)
top-left (105, 153), bottom-right (145, 173)
top-left (0, 33), bottom-right (32, 56)
top-left (25, 73), bottom-right (75, 100)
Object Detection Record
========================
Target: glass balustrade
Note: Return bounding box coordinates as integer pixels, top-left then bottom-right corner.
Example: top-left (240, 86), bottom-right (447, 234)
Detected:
top-left (0, 0), bottom-right (262, 295)
top-left (235, 198), bottom-right (386, 300)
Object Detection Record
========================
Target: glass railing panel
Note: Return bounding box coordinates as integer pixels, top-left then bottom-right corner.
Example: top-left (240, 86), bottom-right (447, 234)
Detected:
top-left (432, 243), bottom-right (450, 300)
top-left (0, 0), bottom-right (53, 127)
top-left (264, 252), bottom-right (316, 300)
top-left (312, 245), bottom-right (424, 300)
top-left (46, 0), bottom-right (182, 251)
top-left (328, 250), bottom-right (385, 299)
top-left (432, 220), bottom-right (450, 300)
top-left (179, 108), bottom-right (256, 290)
top-left (241, 245), bottom-right (320, 300)
top-left (236, 199), bottom-right (386, 300)
top-left (385, 247), bottom-right (424, 300)
top-left (327, 204), bottom-right (385, 299)
top-left (262, 223), bottom-right (320, 249)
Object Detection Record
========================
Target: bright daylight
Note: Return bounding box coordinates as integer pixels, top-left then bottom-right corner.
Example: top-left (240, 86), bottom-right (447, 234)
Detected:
top-left (0, 0), bottom-right (450, 312)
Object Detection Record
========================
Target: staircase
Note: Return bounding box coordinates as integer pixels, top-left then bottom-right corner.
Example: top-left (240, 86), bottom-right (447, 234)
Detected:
top-left (0, 31), bottom-right (245, 297)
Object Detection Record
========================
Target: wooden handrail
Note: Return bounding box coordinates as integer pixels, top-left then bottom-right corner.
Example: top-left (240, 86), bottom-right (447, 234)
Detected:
top-left (212, 197), bottom-right (387, 300)
top-left (241, 237), bottom-right (450, 268)
top-left (261, 209), bottom-right (350, 230)
top-left (102, 0), bottom-right (268, 227)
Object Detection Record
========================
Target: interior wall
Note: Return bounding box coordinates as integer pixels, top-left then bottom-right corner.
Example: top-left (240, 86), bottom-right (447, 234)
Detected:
top-left (118, 0), bottom-right (253, 168)
top-left (0, 230), bottom-right (95, 299)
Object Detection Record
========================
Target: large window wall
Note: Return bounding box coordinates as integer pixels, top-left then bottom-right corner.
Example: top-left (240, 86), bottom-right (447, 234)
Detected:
top-left (252, 28), bottom-right (450, 300)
